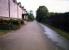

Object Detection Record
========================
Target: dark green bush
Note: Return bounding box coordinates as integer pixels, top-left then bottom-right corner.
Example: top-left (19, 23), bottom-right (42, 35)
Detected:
top-left (0, 19), bottom-right (24, 30)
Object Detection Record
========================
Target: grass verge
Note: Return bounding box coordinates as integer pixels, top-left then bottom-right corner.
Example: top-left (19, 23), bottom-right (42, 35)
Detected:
top-left (0, 30), bottom-right (10, 36)
top-left (46, 24), bottom-right (69, 40)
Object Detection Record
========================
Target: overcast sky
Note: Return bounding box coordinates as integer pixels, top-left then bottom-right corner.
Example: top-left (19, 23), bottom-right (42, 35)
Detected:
top-left (17, 0), bottom-right (69, 16)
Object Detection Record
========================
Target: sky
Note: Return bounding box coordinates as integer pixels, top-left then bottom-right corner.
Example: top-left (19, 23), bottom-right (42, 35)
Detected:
top-left (17, 0), bottom-right (69, 16)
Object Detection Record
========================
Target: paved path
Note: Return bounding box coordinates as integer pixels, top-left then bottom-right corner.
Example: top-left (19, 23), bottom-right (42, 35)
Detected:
top-left (0, 21), bottom-right (59, 50)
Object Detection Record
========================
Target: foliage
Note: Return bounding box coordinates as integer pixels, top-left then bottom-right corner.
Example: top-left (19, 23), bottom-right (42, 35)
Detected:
top-left (36, 6), bottom-right (49, 22)
top-left (0, 19), bottom-right (24, 36)
top-left (0, 19), bottom-right (23, 30)
top-left (36, 5), bottom-right (69, 33)
top-left (28, 10), bottom-right (34, 21)
top-left (48, 12), bottom-right (69, 32)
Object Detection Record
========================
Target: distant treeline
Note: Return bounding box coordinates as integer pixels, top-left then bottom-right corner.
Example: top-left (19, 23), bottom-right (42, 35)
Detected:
top-left (36, 6), bottom-right (69, 33)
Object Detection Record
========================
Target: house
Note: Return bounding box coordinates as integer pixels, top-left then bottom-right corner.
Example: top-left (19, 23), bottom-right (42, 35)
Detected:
top-left (0, 0), bottom-right (28, 21)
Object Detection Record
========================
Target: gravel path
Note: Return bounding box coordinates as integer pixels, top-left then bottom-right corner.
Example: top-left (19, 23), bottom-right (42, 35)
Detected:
top-left (0, 21), bottom-right (59, 50)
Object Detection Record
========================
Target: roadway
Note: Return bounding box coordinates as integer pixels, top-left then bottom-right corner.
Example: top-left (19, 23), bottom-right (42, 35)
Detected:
top-left (0, 21), bottom-right (60, 50)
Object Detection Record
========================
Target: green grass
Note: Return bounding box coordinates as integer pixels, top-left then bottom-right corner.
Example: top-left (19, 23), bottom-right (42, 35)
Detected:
top-left (46, 24), bottom-right (69, 40)
top-left (0, 30), bottom-right (9, 36)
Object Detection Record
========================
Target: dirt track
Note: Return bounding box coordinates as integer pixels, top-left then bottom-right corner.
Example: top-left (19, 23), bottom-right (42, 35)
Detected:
top-left (0, 21), bottom-right (60, 50)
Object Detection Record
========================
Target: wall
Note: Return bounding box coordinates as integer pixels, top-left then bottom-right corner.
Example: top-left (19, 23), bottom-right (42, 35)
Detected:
top-left (0, 0), bottom-right (9, 17)
top-left (10, 0), bottom-right (18, 18)
top-left (17, 5), bottom-right (22, 19)
top-left (0, 0), bottom-right (23, 19)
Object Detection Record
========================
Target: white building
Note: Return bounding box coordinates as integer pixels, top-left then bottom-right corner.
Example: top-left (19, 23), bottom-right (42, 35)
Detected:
top-left (0, 0), bottom-right (27, 20)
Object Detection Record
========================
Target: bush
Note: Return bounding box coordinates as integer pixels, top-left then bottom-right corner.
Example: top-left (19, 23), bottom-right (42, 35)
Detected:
top-left (0, 19), bottom-right (24, 30)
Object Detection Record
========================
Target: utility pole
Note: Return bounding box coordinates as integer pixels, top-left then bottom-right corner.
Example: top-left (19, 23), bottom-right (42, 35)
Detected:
top-left (8, 0), bottom-right (11, 30)
top-left (8, 0), bottom-right (10, 18)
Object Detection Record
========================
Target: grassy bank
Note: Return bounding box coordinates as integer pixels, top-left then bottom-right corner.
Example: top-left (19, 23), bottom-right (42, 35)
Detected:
top-left (0, 30), bottom-right (10, 36)
top-left (45, 24), bottom-right (69, 40)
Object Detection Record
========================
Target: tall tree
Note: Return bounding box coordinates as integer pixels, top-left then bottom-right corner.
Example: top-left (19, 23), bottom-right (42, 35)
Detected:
top-left (36, 6), bottom-right (48, 22)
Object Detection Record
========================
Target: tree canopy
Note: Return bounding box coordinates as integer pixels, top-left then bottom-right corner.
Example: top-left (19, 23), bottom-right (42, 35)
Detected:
top-left (36, 6), bottom-right (48, 22)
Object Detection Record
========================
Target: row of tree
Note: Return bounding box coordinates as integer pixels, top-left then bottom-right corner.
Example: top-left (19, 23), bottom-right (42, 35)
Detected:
top-left (36, 6), bottom-right (69, 33)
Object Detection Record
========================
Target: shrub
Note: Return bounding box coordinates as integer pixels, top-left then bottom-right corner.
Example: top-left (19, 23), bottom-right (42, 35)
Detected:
top-left (0, 19), bottom-right (24, 30)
